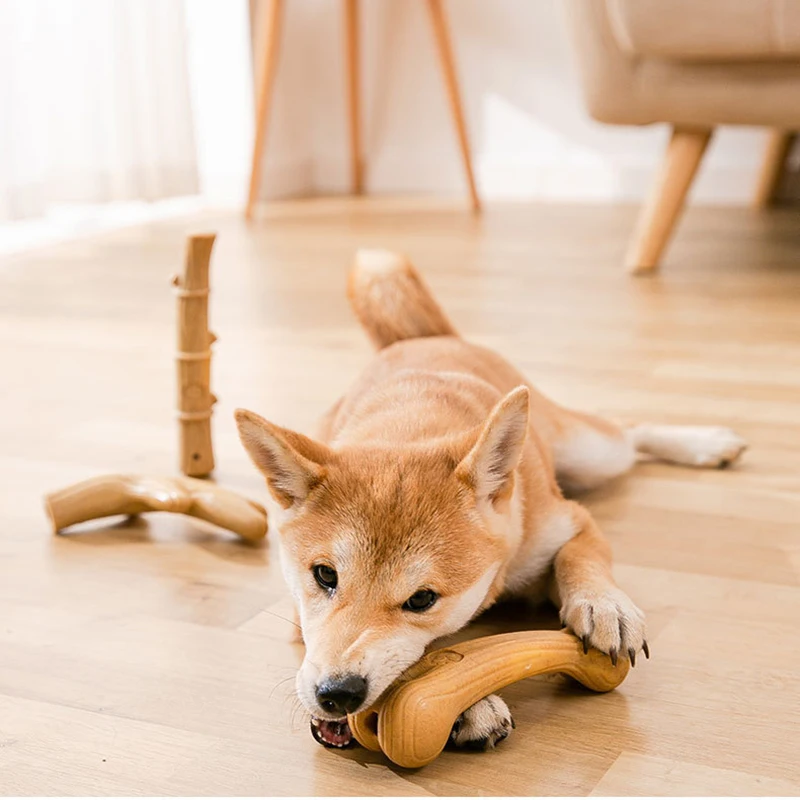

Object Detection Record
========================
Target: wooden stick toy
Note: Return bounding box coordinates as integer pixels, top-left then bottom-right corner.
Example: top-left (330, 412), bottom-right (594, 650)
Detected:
top-left (172, 234), bottom-right (217, 477)
top-left (43, 233), bottom-right (271, 544)
top-left (348, 629), bottom-right (630, 768)
top-left (44, 474), bottom-right (267, 542)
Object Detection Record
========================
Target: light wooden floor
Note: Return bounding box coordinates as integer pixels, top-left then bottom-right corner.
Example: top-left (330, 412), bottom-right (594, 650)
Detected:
top-left (1, 198), bottom-right (799, 796)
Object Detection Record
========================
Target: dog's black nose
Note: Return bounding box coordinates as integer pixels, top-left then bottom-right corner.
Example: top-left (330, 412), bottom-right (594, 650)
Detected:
top-left (315, 674), bottom-right (368, 715)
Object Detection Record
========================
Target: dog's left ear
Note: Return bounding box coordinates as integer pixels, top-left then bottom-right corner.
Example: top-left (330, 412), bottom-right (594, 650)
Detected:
top-left (235, 409), bottom-right (332, 508)
top-left (456, 386), bottom-right (529, 504)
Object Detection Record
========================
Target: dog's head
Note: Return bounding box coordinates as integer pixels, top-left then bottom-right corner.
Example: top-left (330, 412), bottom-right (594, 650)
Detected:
top-left (235, 387), bottom-right (529, 724)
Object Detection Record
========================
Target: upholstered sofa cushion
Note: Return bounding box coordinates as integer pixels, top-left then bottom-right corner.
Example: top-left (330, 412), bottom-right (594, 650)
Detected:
top-left (565, 0), bottom-right (800, 126)
top-left (606, 0), bottom-right (800, 61)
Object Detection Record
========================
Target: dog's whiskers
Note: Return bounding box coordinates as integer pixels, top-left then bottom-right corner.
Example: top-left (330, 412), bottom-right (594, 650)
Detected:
top-left (268, 673), bottom-right (297, 702)
top-left (289, 695), bottom-right (309, 733)
top-left (262, 609), bottom-right (301, 630)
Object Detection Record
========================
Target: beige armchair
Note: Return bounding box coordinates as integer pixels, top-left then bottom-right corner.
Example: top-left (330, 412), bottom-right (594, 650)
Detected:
top-left (565, 0), bottom-right (800, 272)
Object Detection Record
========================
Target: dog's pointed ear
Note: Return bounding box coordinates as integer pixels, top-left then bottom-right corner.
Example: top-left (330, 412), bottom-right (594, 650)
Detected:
top-left (456, 386), bottom-right (529, 504)
top-left (235, 409), bottom-right (331, 508)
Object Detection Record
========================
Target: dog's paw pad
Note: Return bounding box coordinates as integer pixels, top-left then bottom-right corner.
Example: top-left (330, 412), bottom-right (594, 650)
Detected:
top-left (449, 694), bottom-right (514, 750)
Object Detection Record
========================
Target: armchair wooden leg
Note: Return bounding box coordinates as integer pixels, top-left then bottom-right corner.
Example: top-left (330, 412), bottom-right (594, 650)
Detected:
top-left (626, 126), bottom-right (713, 274)
top-left (752, 129), bottom-right (795, 209)
top-left (245, 0), bottom-right (284, 220)
top-left (424, 0), bottom-right (481, 212)
top-left (344, 0), bottom-right (363, 194)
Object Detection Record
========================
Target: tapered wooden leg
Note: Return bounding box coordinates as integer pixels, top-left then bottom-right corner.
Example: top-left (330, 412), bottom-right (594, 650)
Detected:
top-left (424, 0), bottom-right (480, 212)
top-left (626, 126), bottom-right (713, 274)
top-left (245, 0), bottom-right (284, 220)
top-left (344, 0), bottom-right (363, 194)
top-left (752, 129), bottom-right (795, 209)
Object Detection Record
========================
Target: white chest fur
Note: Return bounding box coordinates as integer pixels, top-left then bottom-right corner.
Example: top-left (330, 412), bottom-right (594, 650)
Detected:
top-left (503, 507), bottom-right (578, 595)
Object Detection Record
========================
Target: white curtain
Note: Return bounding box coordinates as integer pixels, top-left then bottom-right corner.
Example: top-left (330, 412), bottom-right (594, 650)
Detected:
top-left (0, 0), bottom-right (198, 221)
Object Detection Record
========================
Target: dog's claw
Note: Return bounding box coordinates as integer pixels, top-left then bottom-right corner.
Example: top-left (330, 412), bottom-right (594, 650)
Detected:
top-left (582, 634), bottom-right (590, 654)
top-left (609, 648), bottom-right (618, 667)
top-left (492, 729), bottom-right (510, 747)
top-left (628, 648), bottom-right (636, 667)
top-left (642, 640), bottom-right (650, 659)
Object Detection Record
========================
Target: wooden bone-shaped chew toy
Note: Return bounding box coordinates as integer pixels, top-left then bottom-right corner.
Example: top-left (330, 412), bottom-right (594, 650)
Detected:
top-left (44, 474), bottom-right (267, 542)
top-left (349, 629), bottom-right (630, 768)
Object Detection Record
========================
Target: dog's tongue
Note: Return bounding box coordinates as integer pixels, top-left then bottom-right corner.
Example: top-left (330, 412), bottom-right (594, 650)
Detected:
top-left (310, 717), bottom-right (355, 749)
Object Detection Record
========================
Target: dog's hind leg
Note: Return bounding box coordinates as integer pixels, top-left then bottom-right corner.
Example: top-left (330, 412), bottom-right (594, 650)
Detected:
top-left (627, 423), bottom-right (747, 469)
top-left (548, 407), bottom-right (747, 494)
top-left (549, 410), bottom-right (637, 494)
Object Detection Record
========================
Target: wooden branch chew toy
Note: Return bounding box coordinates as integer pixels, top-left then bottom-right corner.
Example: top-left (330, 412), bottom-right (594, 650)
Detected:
top-left (42, 233), bottom-right (270, 545)
top-left (44, 474), bottom-right (267, 542)
top-left (173, 233), bottom-right (217, 477)
top-left (348, 630), bottom-right (630, 768)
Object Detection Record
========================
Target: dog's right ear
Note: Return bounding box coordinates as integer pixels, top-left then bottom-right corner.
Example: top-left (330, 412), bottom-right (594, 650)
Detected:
top-left (234, 409), bottom-right (331, 508)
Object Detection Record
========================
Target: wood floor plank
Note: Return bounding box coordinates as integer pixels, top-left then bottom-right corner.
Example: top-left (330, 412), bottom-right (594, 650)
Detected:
top-left (591, 753), bottom-right (800, 796)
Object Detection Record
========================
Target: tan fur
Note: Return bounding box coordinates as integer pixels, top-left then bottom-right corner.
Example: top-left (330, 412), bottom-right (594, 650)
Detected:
top-left (346, 249), bottom-right (456, 349)
top-left (236, 248), bottom-right (745, 739)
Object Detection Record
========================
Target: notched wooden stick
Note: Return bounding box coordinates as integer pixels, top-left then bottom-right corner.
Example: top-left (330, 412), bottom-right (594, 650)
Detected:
top-left (174, 233), bottom-right (217, 477)
top-left (349, 629), bottom-right (630, 768)
top-left (44, 474), bottom-right (267, 542)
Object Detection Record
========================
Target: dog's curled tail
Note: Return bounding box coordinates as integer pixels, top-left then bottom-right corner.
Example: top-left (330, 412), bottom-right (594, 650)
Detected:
top-left (347, 249), bottom-right (458, 350)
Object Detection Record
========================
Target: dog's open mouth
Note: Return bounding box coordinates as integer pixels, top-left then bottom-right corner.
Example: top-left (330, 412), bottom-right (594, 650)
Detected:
top-left (310, 717), bottom-right (356, 748)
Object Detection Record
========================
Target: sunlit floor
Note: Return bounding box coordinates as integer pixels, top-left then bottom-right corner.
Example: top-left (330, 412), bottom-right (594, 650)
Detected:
top-left (1, 198), bottom-right (799, 795)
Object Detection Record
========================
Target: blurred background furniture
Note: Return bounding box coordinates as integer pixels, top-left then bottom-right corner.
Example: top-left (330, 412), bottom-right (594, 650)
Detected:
top-left (245, 0), bottom-right (480, 219)
top-left (566, 0), bottom-right (800, 273)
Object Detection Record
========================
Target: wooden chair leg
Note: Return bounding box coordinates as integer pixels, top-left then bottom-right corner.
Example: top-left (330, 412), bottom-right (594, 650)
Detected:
top-left (752, 129), bottom-right (795, 209)
top-left (245, 0), bottom-right (284, 220)
top-left (424, 0), bottom-right (481, 212)
top-left (626, 126), bottom-right (713, 274)
top-left (344, 0), bottom-right (363, 194)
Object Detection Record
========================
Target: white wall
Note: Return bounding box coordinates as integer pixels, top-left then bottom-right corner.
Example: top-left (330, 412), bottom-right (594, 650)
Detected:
top-left (250, 0), bottom-right (772, 205)
top-left (185, 0), bottom-right (254, 203)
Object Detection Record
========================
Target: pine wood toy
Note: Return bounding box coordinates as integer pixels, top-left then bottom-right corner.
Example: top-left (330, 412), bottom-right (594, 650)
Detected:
top-left (172, 234), bottom-right (217, 477)
top-left (44, 474), bottom-right (267, 542)
top-left (348, 630), bottom-right (630, 769)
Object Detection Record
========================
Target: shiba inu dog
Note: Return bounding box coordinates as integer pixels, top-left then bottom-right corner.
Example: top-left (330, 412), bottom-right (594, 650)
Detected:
top-left (235, 250), bottom-right (746, 750)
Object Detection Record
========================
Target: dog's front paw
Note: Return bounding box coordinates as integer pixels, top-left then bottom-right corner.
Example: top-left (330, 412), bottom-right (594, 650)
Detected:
top-left (561, 587), bottom-right (649, 666)
top-left (449, 694), bottom-right (515, 750)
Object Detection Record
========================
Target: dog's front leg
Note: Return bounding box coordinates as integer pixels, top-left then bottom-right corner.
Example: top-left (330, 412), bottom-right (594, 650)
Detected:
top-left (550, 503), bottom-right (648, 665)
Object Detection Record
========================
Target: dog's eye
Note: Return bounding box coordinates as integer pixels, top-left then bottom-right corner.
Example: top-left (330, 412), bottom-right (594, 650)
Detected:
top-left (313, 564), bottom-right (338, 591)
top-left (403, 589), bottom-right (438, 612)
